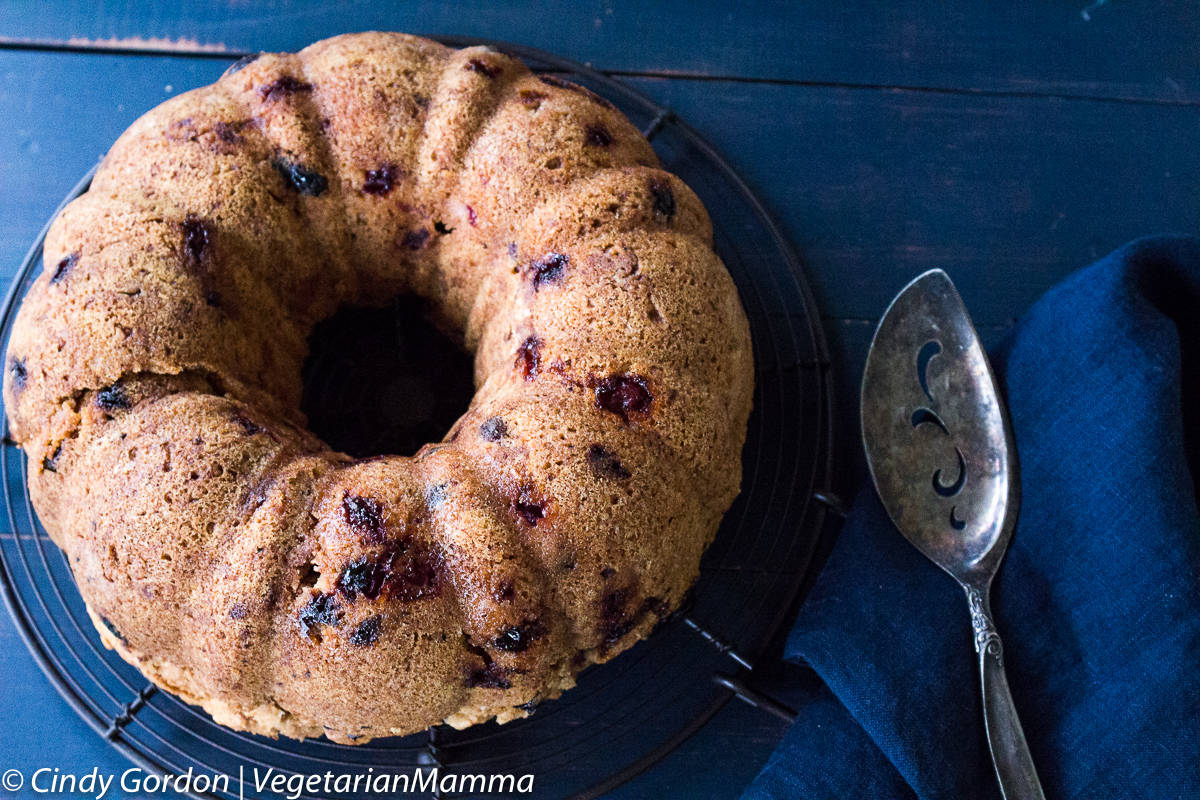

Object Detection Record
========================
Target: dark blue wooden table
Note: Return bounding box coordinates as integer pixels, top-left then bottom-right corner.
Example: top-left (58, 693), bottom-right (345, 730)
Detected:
top-left (0, 2), bottom-right (1197, 797)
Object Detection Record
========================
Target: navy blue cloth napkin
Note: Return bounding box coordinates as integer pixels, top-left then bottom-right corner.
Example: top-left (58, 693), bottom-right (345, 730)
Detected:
top-left (743, 236), bottom-right (1200, 800)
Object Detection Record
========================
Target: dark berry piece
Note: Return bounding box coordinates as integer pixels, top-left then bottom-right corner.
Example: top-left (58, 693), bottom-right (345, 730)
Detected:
top-left (342, 493), bottom-right (385, 542)
top-left (387, 547), bottom-right (443, 602)
top-left (42, 444), bottom-right (62, 473)
top-left (466, 662), bottom-right (511, 689)
top-left (337, 541), bottom-right (443, 603)
top-left (96, 383), bottom-right (131, 411)
top-left (180, 215), bottom-right (211, 266)
top-left (465, 58), bottom-right (501, 79)
top-left (229, 412), bottom-right (261, 435)
top-left (593, 374), bottom-right (652, 421)
top-left (338, 556), bottom-right (387, 601)
top-left (599, 588), bottom-right (656, 649)
top-left (50, 251), bottom-right (79, 284)
top-left (513, 500), bottom-right (545, 526)
top-left (649, 178), bottom-right (676, 219)
top-left (493, 619), bottom-right (546, 653)
top-left (213, 121), bottom-right (244, 143)
top-left (258, 75), bottom-right (313, 102)
top-left (229, 602), bottom-right (248, 620)
top-left (223, 53), bottom-right (259, 76)
top-left (401, 228), bottom-right (430, 250)
top-left (597, 589), bottom-right (664, 651)
top-left (600, 566), bottom-right (616, 579)
top-left (433, 220), bottom-right (454, 235)
top-left (515, 698), bottom-right (540, 713)
top-left (599, 587), bottom-right (635, 645)
top-left (519, 89), bottom-right (548, 107)
top-left (298, 592), bottom-right (342, 636)
top-left (349, 615), bottom-right (383, 647)
top-left (362, 164), bottom-right (398, 196)
top-left (585, 123), bottom-right (613, 147)
top-left (466, 205), bottom-right (478, 226)
top-left (587, 444), bottom-right (631, 480)
top-left (177, 217), bottom-right (223, 308)
top-left (640, 596), bottom-right (669, 617)
top-left (8, 358), bottom-right (27, 388)
top-left (528, 252), bottom-right (569, 289)
top-left (425, 482), bottom-right (448, 507)
top-left (512, 485), bottom-right (545, 526)
top-left (508, 242), bottom-right (518, 258)
top-left (273, 157), bottom-right (328, 196)
top-left (516, 336), bottom-right (542, 381)
top-left (479, 416), bottom-right (508, 441)
top-left (601, 588), bottom-right (628, 620)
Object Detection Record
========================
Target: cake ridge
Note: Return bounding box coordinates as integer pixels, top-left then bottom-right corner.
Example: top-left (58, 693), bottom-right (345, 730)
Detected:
top-left (2, 32), bottom-right (754, 742)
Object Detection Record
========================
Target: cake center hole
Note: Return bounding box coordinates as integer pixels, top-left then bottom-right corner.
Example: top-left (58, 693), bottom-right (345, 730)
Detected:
top-left (301, 297), bottom-right (476, 458)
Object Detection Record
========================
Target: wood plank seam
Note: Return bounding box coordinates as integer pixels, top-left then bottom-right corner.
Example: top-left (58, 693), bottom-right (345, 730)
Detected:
top-left (3, 38), bottom-right (1199, 109)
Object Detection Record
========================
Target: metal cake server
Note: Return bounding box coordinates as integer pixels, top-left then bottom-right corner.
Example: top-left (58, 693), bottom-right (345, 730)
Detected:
top-left (860, 270), bottom-right (1045, 800)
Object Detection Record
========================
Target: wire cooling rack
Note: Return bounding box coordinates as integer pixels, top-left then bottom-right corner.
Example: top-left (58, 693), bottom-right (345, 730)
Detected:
top-left (0, 39), bottom-right (837, 800)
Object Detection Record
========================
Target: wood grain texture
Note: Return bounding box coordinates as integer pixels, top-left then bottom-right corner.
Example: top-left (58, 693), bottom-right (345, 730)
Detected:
top-left (0, 4), bottom-right (1196, 794)
top-left (1, 1), bottom-right (1198, 101)
top-left (636, 76), bottom-right (1200, 326)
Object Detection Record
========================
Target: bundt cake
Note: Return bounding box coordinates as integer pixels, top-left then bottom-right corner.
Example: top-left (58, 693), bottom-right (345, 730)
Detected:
top-left (2, 32), bottom-right (753, 742)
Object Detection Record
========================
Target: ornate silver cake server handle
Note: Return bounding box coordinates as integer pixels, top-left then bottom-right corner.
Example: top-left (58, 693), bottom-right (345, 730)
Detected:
top-left (861, 270), bottom-right (1045, 800)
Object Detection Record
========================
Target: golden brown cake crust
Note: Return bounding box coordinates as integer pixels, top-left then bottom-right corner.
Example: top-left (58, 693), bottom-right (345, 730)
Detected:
top-left (3, 32), bottom-right (753, 742)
